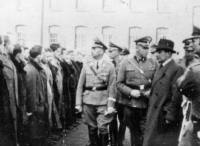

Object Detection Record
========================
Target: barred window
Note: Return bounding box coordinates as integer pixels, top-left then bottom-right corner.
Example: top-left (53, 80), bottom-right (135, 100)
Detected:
top-left (128, 26), bottom-right (142, 50)
top-left (16, 25), bottom-right (26, 46)
top-left (49, 25), bottom-right (60, 44)
top-left (75, 26), bottom-right (88, 51)
top-left (49, 0), bottom-right (64, 11)
top-left (102, 26), bottom-right (115, 46)
top-left (156, 27), bottom-right (168, 43)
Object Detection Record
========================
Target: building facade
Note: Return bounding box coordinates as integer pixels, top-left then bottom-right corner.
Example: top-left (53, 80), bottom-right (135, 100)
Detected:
top-left (1, 0), bottom-right (200, 56)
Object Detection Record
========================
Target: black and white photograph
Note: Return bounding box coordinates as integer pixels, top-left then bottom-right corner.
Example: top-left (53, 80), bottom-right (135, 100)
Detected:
top-left (0, 0), bottom-right (200, 146)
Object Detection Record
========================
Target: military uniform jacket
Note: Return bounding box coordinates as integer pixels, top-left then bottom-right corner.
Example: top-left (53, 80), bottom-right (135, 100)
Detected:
top-left (76, 56), bottom-right (116, 107)
top-left (178, 62), bottom-right (200, 119)
top-left (117, 55), bottom-right (156, 108)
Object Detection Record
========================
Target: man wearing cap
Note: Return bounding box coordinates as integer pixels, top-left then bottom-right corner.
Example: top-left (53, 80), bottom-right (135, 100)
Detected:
top-left (75, 38), bottom-right (116, 146)
top-left (24, 45), bottom-right (48, 146)
top-left (117, 36), bottom-right (156, 146)
top-left (143, 39), bottom-right (184, 146)
top-left (108, 42), bottom-right (125, 146)
top-left (177, 47), bottom-right (200, 146)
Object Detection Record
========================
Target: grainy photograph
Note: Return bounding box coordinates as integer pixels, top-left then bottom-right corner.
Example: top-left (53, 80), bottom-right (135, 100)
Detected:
top-left (0, 0), bottom-right (200, 146)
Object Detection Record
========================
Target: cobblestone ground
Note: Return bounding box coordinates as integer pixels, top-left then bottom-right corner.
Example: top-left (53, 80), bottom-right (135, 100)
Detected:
top-left (56, 119), bottom-right (131, 146)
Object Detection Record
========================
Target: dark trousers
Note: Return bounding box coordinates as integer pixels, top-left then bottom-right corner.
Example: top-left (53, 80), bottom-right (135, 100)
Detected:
top-left (109, 103), bottom-right (126, 146)
top-left (124, 106), bottom-right (146, 146)
top-left (191, 116), bottom-right (200, 146)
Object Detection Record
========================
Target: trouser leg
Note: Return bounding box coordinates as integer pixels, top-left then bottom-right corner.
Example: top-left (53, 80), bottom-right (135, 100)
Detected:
top-left (83, 105), bottom-right (98, 146)
top-left (117, 104), bottom-right (126, 146)
top-left (86, 126), bottom-right (99, 146)
top-left (109, 115), bottom-right (118, 146)
top-left (124, 106), bottom-right (146, 146)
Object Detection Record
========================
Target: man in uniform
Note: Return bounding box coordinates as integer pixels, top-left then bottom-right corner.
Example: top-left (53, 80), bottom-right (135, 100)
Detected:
top-left (178, 47), bottom-right (200, 146)
top-left (178, 37), bottom-right (197, 68)
top-left (117, 36), bottom-right (156, 146)
top-left (108, 42), bottom-right (125, 146)
top-left (75, 38), bottom-right (116, 146)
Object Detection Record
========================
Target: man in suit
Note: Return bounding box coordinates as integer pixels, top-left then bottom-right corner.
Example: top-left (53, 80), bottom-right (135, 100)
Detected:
top-left (143, 39), bottom-right (184, 146)
top-left (117, 36), bottom-right (156, 146)
top-left (75, 38), bottom-right (116, 146)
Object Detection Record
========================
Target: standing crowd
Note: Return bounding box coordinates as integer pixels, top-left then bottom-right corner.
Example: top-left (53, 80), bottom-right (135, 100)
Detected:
top-left (76, 28), bottom-right (200, 146)
top-left (0, 36), bottom-right (83, 146)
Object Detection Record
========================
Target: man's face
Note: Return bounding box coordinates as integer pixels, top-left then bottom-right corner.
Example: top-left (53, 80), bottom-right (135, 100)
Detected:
top-left (185, 47), bottom-right (195, 58)
top-left (34, 54), bottom-right (42, 63)
top-left (108, 47), bottom-right (120, 59)
top-left (91, 47), bottom-right (104, 58)
top-left (193, 38), bottom-right (200, 46)
top-left (156, 50), bottom-right (171, 63)
top-left (136, 44), bottom-right (149, 58)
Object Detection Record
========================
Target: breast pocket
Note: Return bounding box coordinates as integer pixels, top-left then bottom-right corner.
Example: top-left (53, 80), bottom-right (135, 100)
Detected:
top-left (125, 66), bottom-right (139, 81)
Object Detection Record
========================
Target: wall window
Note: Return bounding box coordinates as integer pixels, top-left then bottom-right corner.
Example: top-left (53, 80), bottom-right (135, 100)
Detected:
top-left (156, 27), bottom-right (168, 43)
top-left (103, 0), bottom-right (116, 11)
top-left (49, 25), bottom-right (60, 44)
top-left (75, 26), bottom-right (88, 50)
top-left (76, 0), bottom-right (89, 11)
top-left (16, 25), bottom-right (26, 46)
top-left (157, 0), bottom-right (173, 12)
top-left (128, 26), bottom-right (142, 50)
top-left (193, 6), bottom-right (200, 28)
top-left (17, 0), bottom-right (31, 11)
top-left (50, 0), bottom-right (64, 11)
top-left (130, 0), bottom-right (145, 12)
top-left (102, 26), bottom-right (115, 46)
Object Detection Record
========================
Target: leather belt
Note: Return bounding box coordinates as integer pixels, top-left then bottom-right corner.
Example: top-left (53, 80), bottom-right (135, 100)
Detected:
top-left (84, 86), bottom-right (107, 91)
top-left (126, 84), bottom-right (151, 90)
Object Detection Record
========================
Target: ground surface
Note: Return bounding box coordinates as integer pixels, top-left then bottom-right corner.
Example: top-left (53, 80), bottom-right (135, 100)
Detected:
top-left (56, 119), bottom-right (130, 146)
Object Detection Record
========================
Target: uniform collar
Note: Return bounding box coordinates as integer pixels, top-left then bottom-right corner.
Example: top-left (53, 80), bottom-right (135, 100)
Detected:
top-left (134, 55), bottom-right (146, 63)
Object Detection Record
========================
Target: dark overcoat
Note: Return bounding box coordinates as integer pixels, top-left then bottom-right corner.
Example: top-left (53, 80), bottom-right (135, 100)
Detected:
top-left (143, 59), bottom-right (184, 146)
top-left (24, 58), bottom-right (48, 139)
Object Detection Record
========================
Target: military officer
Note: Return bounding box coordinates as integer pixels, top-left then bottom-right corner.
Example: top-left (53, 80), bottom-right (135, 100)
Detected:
top-left (178, 47), bottom-right (200, 146)
top-left (117, 36), bottom-right (156, 146)
top-left (108, 42), bottom-right (125, 146)
top-left (178, 37), bottom-right (196, 68)
top-left (75, 38), bottom-right (116, 146)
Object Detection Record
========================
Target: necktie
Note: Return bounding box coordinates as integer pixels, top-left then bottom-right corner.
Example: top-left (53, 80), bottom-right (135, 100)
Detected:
top-left (112, 60), bottom-right (116, 67)
top-left (96, 61), bottom-right (99, 69)
top-left (159, 64), bottom-right (163, 69)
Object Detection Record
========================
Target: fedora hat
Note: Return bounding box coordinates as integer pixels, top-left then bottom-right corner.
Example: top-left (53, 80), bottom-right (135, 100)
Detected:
top-left (155, 39), bottom-right (176, 53)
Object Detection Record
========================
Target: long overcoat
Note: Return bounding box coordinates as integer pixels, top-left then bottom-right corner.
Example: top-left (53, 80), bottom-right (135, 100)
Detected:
top-left (24, 58), bottom-right (48, 139)
top-left (143, 60), bottom-right (184, 146)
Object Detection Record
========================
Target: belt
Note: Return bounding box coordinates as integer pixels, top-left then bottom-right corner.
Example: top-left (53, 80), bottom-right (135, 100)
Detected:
top-left (126, 84), bottom-right (140, 90)
top-left (84, 86), bottom-right (107, 91)
top-left (126, 84), bottom-right (151, 90)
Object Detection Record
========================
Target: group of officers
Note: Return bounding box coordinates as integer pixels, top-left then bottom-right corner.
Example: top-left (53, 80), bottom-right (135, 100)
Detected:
top-left (0, 36), bottom-right (83, 146)
top-left (76, 29), bottom-right (200, 146)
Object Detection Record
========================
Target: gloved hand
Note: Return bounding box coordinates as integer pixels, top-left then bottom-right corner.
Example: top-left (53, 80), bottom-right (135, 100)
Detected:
top-left (104, 107), bottom-right (117, 117)
top-left (75, 105), bottom-right (82, 114)
top-left (130, 89), bottom-right (141, 98)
